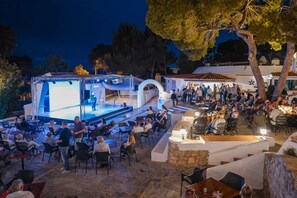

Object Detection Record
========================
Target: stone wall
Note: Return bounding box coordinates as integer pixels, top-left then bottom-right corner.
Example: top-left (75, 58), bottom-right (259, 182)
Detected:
top-left (168, 142), bottom-right (209, 168)
top-left (263, 153), bottom-right (297, 198)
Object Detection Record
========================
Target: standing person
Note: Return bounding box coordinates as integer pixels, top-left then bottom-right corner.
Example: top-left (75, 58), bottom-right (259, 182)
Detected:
top-left (92, 95), bottom-right (97, 111)
top-left (72, 116), bottom-right (85, 152)
top-left (56, 121), bottom-right (71, 173)
top-left (170, 90), bottom-right (177, 106)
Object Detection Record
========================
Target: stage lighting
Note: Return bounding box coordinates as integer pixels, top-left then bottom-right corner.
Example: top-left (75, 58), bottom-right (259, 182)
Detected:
top-left (96, 79), bottom-right (100, 82)
top-left (104, 79), bottom-right (108, 83)
top-left (52, 81), bottom-right (56, 84)
top-left (69, 81), bottom-right (72, 85)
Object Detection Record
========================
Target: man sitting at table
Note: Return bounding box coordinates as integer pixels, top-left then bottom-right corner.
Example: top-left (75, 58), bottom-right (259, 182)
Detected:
top-left (93, 136), bottom-right (110, 154)
top-left (44, 132), bottom-right (57, 147)
top-left (206, 113), bottom-right (226, 134)
top-left (131, 121), bottom-right (143, 134)
top-left (90, 124), bottom-right (101, 140)
top-left (152, 111), bottom-right (168, 132)
top-left (5, 179), bottom-right (34, 198)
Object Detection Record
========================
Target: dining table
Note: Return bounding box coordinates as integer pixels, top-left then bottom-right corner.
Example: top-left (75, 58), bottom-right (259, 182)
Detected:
top-left (186, 177), bottom-right (240, 198)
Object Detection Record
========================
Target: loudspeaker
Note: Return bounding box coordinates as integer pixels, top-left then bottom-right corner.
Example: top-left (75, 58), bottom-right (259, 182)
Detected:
top-left (134, 85), bottom-right (138, 91)
top-left (84, 90), bottom-right (90, 100)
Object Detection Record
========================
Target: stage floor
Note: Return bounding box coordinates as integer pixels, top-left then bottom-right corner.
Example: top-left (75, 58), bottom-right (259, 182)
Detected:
top-left (37, 104), bottom-right (124, 121)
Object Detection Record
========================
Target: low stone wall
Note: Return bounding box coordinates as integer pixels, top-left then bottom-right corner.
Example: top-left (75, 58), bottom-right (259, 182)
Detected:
top-left (168, 142), bottom-right (209, 168)
top-left (263, 153), bottom-right (297, 198)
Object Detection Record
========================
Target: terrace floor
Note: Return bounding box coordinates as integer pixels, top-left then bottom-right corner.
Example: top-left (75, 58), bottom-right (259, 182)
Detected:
top-left (0, 98), bottom-right (291, 198)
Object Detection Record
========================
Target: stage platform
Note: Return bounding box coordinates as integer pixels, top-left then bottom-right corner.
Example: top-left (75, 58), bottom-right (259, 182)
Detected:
top-left (36, 103), bottom-right (133, 124)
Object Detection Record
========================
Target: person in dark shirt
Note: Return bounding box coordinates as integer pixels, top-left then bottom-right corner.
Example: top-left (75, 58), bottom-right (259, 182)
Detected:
top-left (72, 116), bottom-right (85, 151)
top-left (56, 121), bottom-right (71, 173)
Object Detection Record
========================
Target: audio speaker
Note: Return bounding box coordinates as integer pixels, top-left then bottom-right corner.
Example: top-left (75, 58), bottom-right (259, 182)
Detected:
top-left (84, 90), bottom-right (90, 100)
top-left (134, 85), bottom-right (138, 91)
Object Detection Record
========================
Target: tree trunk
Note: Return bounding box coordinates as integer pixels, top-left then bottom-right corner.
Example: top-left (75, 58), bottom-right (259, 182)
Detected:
top-left (272, 41), bottom-right (295, 101)
top-left (246, 40), bottom-right (267, 101)
top-left (151, 59), bottom-right (155, 79)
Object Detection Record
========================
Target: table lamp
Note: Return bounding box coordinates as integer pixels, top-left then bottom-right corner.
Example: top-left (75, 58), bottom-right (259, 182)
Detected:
top-left (180, 127), bottom-right (187, 140)
top-left (260, 128), bottom-right (267, 140)
top-left (195, 112), bottom-right (200, 117)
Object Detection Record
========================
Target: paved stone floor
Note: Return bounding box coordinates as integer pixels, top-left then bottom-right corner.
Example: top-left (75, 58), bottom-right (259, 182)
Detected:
top-left (0, 99), bottom-right (292, 198)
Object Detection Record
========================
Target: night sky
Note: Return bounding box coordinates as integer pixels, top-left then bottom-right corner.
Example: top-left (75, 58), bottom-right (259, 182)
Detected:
top-left (0, 0), bottom-right (234, 69)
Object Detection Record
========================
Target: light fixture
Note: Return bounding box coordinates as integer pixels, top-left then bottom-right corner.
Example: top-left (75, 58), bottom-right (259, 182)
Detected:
top-left (180, 127), bottom-right (187, 140)
top-left (69, 81), bottom-right (72, 85)
top-left (260, 128), bottom-right (267, 140)
top-left (52, 81), bottom-right (56, 84)
top-left (195, 112), bottom-right (200, 117)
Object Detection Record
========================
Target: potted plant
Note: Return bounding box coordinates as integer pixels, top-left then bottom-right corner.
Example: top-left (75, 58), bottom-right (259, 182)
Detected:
top-left (283, 147), bottom-right (297, 157)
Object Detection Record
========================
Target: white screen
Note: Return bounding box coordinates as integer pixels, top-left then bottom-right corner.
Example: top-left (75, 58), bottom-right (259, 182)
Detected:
top-left (49, 81), bottom-right (80, 111)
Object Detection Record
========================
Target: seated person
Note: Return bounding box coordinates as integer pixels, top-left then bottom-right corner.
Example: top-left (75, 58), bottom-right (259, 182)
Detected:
top-left (184, 188), bottom-right (196, 198)
top-left (2, 133), bottom-right (15, 149)
top-left (19, 118), bottom-right (30, 132)
top-left (48, 120), bottom-right (56, 135)
top-left (131, 121), bottom-right (143, 134)
top-left (206, 113), bottom-right (226, 134)
top-left (206, 98), bottom-right (216, 112)
top-left (5, 179), bottom-right (34, 198)
top-left (146, 106), bottom-right (154, 120)
top-left (143, 118), bottom-right (152, 133)
top-left (90, 124), bottom-right (100, 140)
top-left (152, 111), bottom-right (168, 132)
top-left (44, 132), bottom-right (57, 147)
top-left (269, 106), bottom-right (284, 126)
top-left (120, 133), bottom-right (136, 157)
top-left (93, 136), bottom-right (110, 154)
top-left (16, 134), bottom-right (40, 154)
top-left (240, 184), bottom-right (253, 198)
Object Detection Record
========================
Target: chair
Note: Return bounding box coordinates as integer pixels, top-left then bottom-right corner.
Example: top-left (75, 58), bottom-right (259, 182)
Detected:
top-left (141, 129), bottom-right (154, 145)
top-left (192, 117), bottom-right (206, 135)
top-left (220, 172), bottom-right (245, 191)
top-left (1, 122), bottom-right (13, 132)
top-left (180, 167), bottom-right (206, 195)
top-left (120, 144), bottom-right (138, 166)
top-left (41, 142), bottom-right (59, 163)
top-left (14, 170), bottom-right (35, 185)
top-left (0, 140), bottom-right (16, 156)
top-left (94, 152), bottom-right (111, 175)
top-left (75, 149), bottom-right (93, 173)
top-left (274, 115), bottom-right (289, 135)
top-left (225, 118), bottom-right (238, 135)
top-left (133, 132), bottom-right (143, 149)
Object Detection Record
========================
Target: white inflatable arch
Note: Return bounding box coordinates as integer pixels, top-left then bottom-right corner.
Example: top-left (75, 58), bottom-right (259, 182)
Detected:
top-left (137, 79), bottom-right (167, 108)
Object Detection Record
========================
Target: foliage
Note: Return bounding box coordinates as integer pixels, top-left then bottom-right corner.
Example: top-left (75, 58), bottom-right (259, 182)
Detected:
top-left (0, 58), bottom-right (23, 118)
top-left (74, 64), bottom-right (89, 75)
top-left (146, 0), bottom-right (297, 100)
top-left (215, 39), bottom-right (248, 62)
top-left (176, 54), bottom-right (203, 74)
top-left (32, 54), bottom-right (71, 76)
top-left (0, 24), bottom-right (17, 58)
top-left (90, 24), bottom-right (175, 78)
top-left (9, 56), bottom-right (33, 77)
top-left (283, 147), bottom-right (297, 157)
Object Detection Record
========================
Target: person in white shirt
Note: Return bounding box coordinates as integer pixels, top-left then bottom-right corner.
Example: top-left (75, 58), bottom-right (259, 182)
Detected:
top-left (6, 179), bottom-right (34, 198)
top-left (143, 118), bottom-right (152, 133)
top-left (93, 136), bottom-right (110, 154)
top-left (131, 121), bottom-right (143, 134)
top-left (269, 106), bottom-right (284, 125)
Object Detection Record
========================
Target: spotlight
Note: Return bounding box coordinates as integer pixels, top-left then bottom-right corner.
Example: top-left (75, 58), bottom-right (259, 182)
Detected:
top-left (69, 81), bottom-right (72, 85)
top-left (52, 81), bottom-right (56, 84)
top-left (96, 79), bottom-right (100, 82)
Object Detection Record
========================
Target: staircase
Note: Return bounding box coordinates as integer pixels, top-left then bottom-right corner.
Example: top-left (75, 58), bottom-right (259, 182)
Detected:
top-left (167, 105), bottom-right (191, 115)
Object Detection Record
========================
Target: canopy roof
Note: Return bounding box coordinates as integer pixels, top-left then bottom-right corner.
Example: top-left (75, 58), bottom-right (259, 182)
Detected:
top-left (165, 73), bottom-right (235, 82)
top-left (271, 72), bottom-right (297, 77)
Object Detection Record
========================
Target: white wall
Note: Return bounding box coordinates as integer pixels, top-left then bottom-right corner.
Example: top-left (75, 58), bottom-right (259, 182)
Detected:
top-left (207, 152), bottom-right (265, 189)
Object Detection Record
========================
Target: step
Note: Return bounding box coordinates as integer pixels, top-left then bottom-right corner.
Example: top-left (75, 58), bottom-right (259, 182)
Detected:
top-left (248, 153), bottom-right (254, 157)
top-left (220, 161), bottom-right (230, 165)
top-left (207, 164), bottom-right (218, 168)
top-left (234, 157), bottom-right (242, 161)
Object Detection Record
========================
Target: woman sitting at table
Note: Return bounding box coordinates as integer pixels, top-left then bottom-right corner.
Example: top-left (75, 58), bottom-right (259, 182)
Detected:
top-left (93, 136), bottom-right (110, 154)
top-left (239, 184), bottom-right (253, 198)
top-left (16, 134), bottom-right (40, 153)
top-left (120, 133), bottom-right (136, 157)
top-left (206, 113), bottom-right (226, 134)
top-left (48, 120), bottom-right (57, 135)
top-left (2, 133), bottom-right (15, 149)
top-left (44, 132), bottom-right (57, 147)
